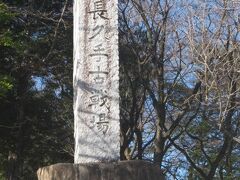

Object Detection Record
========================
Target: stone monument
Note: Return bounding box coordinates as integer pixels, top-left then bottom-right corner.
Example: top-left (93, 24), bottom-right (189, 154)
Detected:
top-left (37, 0), bottom-right (165, 179)
top-left (73, 0), bottom-right (119, 163)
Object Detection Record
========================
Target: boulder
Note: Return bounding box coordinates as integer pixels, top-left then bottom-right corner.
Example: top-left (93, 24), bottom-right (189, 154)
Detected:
top-left (37, 160), bottom-right (165, 180)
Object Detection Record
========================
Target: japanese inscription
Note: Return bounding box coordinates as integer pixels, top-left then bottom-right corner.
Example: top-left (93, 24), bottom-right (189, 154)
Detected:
top-left (73, 0), bottom-right (119, 163)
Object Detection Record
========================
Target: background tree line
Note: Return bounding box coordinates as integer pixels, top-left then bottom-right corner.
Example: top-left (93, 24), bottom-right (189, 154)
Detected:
top-left (0, 0), bottom-right (73, 179)
top-left (0, 0), bottom-right (240, 179)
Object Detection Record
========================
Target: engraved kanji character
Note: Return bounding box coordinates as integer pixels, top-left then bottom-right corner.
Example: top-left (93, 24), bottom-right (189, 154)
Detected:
top-left (89, 66), bottom-right (108, 84)
top-left (89, 89), bottom-right (108, 107)
top-left (96, 113), bottom-right (109, 134)
top-left (89, 25), bottom-right (104, 39)
top-left (88, 0), bottom-right (108, 20)
top-left (90, 43), bottom-right (108, 62)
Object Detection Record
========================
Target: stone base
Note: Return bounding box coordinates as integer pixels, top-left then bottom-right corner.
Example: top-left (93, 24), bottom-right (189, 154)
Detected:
top-left (37, 160), bottom-right (165, 180)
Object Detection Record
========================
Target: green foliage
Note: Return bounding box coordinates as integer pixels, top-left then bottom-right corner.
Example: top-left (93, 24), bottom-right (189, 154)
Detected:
top-left (0, 3), bottom-right (23, 51)
top-left (0, 3), bottom-right (15, 47)
top-left (0, 1), bottom-right (73, 179)
top-left (0, 33), bottom-right (14, 47)
top-left (0, 75), bottom-right (13, 98)
top-left (0, 3), bottom-right (15, 23)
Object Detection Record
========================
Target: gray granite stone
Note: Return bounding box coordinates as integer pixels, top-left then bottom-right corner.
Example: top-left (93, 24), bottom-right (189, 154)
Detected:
top-left (73, 0), bottom-right (119, 163)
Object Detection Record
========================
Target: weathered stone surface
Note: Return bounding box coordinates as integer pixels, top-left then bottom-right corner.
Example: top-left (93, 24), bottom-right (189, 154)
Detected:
top-left (37, 160), bottom-right (165, 180)
top-left (73, 0), bottom-right (120, 163)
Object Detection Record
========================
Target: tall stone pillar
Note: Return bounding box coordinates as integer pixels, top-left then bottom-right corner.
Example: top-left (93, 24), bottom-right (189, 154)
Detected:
top-left (73, 0), bottom-right (119, 163)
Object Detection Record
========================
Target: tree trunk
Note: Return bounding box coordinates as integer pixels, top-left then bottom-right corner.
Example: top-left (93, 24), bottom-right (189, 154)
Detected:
top-left (135, 129), bottom-right (143, 159)
top-left (7, 151), bottom-right (17, 180)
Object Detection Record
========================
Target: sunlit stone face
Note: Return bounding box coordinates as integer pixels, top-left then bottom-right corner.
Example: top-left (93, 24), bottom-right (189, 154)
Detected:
top-left (73, 0), bottom-right (119, 163)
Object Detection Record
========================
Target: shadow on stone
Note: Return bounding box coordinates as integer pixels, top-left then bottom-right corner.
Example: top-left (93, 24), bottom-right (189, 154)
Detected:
top-left (37, 160), bottom-right (165, 180)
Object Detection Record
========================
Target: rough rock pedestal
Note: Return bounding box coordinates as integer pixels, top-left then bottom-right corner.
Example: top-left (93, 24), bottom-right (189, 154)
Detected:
top-left (37, 160), bottom-right (165, 180)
